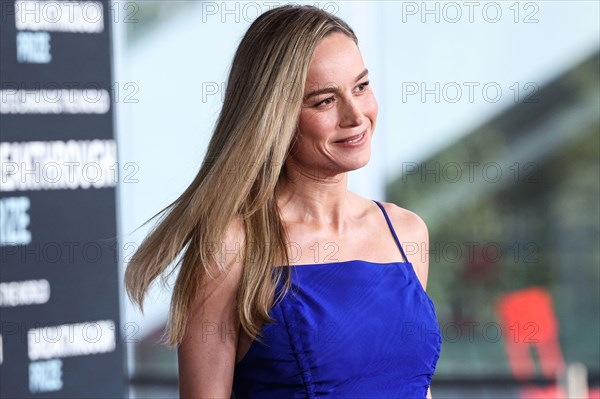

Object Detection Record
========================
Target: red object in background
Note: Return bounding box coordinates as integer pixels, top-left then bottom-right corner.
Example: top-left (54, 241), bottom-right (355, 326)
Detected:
top-left (495, 286), bottom-right (565, 381)
top-left (495, 287), bottom-right (600, 399)
top-left (519, 385), bottom-right (567, 399)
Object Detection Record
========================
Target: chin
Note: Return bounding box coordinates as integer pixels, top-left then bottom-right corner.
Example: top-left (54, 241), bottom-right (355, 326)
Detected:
top-left (346, 154), bottom-right (371, 172)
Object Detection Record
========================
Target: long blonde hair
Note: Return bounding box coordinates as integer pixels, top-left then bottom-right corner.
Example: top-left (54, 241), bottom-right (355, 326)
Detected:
top-left (124, 4), bottom-right (358, 347)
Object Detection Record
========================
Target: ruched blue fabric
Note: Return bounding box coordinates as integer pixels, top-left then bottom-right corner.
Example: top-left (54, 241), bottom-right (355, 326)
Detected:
top-left (233, 200), bottom-right (442, 398)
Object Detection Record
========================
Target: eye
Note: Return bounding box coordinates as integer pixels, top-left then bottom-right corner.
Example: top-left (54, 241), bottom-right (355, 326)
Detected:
top-left (356, 80), bottom-right (370, 91)
top-left (313, 80), bottom-right (370, 108)
top-left (314, 97), bottom-right (334, 108)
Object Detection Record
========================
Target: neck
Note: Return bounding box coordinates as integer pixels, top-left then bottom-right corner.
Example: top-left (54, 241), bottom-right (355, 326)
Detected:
top-left (276, 161), bottom-right (354, 235)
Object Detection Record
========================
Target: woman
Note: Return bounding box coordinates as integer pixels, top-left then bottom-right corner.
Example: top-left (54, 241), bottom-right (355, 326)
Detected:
top-left (125, 4), bottom-right (441, 398)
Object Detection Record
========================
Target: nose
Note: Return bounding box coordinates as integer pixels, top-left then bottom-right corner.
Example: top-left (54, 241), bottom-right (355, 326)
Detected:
top-left (339, 97), bottom-right (364, 128)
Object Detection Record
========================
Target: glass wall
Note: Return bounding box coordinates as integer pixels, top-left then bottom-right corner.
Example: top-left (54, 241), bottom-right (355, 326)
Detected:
top-left (388, 52), bottom-right (600, 383)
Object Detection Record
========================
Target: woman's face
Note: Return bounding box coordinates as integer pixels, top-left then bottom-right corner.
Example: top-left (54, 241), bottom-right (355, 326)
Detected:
top-left (287, 32), bottom-right (378, 178)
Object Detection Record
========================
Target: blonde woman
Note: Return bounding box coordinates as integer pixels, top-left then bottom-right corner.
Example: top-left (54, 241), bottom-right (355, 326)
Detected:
top-left (125, 5), bottom-right (441, 398)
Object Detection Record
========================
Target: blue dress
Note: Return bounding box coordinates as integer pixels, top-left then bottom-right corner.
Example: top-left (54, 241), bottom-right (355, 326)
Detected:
top-left (233, 200), bottom-right (442, 398)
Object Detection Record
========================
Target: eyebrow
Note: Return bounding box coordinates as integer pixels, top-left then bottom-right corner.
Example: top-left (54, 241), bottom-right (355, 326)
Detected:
top-left (303, 68), bottom-right (369, 100)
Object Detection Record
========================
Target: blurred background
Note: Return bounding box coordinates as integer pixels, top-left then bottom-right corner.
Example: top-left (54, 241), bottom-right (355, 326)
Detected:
top-left (1, 0), bottom-right (598, 398)
top-left (115, 1), bottom-right (599, 398)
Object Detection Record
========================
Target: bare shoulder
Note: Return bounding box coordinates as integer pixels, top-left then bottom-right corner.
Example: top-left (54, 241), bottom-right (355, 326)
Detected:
top-left (376, 201), bottom-right (428, 242)
top-left (377, 201), bottom-right (430, 291)
top-left (198, 216), bottom-right (246, 306)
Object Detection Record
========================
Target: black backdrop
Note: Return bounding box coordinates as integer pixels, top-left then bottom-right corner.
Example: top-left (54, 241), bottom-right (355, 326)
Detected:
top-left (1, 1), bottom-right (125, 397)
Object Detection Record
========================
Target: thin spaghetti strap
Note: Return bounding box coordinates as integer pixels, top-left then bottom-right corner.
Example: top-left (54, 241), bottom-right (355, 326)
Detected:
top-left (372, 200), bottom-right (409, 263)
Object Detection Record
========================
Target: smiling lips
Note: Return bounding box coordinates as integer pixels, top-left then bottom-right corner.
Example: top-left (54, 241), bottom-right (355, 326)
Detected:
top-left (334, 130), bottom-right (366, 143)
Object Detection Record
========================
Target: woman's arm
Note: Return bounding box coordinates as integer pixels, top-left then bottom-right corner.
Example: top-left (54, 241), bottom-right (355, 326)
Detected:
top-left (177, 219), bottom-right (245, 398)
top-left (427, 386), bottom-right (432, 399)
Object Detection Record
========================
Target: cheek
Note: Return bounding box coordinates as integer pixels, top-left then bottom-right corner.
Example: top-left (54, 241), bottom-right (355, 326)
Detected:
top-left (298, 112), bottom-right (336, 139)
top-left (366, 94), bottom-right (378, 119)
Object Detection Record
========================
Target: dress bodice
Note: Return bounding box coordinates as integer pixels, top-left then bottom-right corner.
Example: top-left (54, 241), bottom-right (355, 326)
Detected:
top-left (232, 200), bottom-right (442, 398)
